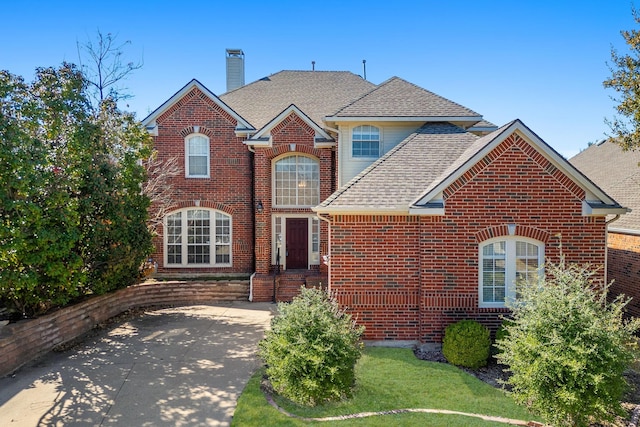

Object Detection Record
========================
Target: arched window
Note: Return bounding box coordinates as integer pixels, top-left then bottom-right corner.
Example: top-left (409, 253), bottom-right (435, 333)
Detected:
top-left (185, 134), bottom-right (210, 178)
top-left (479, 237), bottom-right (544, 308)
top-left (352, 125), bottom-right (381, 158)
top-left (165, 208), bottom-right (231, 267)
top-left (273, 155), bottom-right (320, 207)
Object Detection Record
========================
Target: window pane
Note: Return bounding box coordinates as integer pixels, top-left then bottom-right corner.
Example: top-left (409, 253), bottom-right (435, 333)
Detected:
top-left (352, 125), bottom-right (380, 157)
top-left (481, 241), bottom-right (506, 304)
top-left (189, 156), bottom-right (207, 176)
top-left (274, 156), bottom-right (319, 206)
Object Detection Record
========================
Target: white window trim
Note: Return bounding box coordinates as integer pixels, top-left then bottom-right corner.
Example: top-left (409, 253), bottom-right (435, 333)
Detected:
top-left (272, 154), bottom-right (320, 208)
top-left (351, 125), bottom-right (382, 160)
top-left (478, 236), bottom-right (544, 308)
top-left (185, 133), bottom-right (210, 178)
top-left (164, 208), bottom-right (232, 268)
top-left (271, 214), bottom-right (320, 270)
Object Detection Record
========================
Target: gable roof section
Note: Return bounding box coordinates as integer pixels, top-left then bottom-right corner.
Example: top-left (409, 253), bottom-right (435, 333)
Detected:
top-left (570, 140), bottom-right (640, 233)
top-left (219, 71), bottom-right (376, 130)
top-left (245, 104), bottom-right (334, 147)
top-left (324, 77), bottom-right (483, 125)
top-left (141, 79), bottom-right (254, 135)
top-left (315, 120), bottom-right (627, 216)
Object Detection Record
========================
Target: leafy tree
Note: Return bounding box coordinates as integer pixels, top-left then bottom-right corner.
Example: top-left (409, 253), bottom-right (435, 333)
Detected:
top-left (496, 262), bottom-right (640, 427)
top-left (604, 7), bottom-right (640, 150)
top-left (0, 64), bottom-right (153, 316)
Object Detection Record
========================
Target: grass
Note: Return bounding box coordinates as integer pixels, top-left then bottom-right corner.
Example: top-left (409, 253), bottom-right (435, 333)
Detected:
top-left (231, 347), bottom-right (537, 426)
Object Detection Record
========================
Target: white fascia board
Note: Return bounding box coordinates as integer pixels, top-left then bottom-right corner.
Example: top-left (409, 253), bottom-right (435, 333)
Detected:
top-left (243, 136), bottom-right (272, 147)
top-left (312, 205), bottom-right (410, 215)
top-left (582, 200), bottom-right (630, 216)
top-left (142, 79), bottom-right (254, 132)
top-left (314, 140), bottom-right (337, 148)
top-left (408, 200), bottom-right (445, 216)
top-left (608, 227), bottom-right (640, 236)
top-left (323, 115), bottom-right (483, 123)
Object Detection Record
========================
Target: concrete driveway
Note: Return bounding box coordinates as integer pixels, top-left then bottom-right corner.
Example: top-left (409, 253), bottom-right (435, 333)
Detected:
top-left (0, 302), bottom-right (275, 426)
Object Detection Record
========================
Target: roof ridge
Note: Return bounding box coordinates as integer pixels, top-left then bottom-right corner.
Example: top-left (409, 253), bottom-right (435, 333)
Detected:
top-left (329, 77), bottom-right (392, 116)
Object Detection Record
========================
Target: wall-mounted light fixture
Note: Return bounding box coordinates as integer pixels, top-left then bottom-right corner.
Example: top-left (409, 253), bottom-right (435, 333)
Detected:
top-left (256, 200), bottom-right (264, 213)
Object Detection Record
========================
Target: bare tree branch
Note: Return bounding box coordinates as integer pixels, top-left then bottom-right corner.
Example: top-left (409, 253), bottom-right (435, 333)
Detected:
top-left (77, 30), bottom-right (143, 108)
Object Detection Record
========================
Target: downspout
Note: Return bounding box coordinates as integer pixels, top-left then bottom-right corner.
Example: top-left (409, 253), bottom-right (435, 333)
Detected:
top-left (604, 214), bottom-right (622, 285)
top-left (316, 213), bottom-right (332, 292)
top-left (248, 143), bottom-right (256, 301)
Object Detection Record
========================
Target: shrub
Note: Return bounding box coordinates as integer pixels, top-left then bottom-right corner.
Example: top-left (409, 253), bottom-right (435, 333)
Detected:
top-left (258, 286), bottom-right (365, 406)
top-left (496, 262), bottom-right (640, 427)
top-left (492, 319), bottom-right (513, 356)
top-left (442, 319), bottom-right (491, 369)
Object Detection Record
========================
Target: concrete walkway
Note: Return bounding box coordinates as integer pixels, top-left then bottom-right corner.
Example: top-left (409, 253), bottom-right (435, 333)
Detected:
top-left (0, 302), bottom-right (275, 426)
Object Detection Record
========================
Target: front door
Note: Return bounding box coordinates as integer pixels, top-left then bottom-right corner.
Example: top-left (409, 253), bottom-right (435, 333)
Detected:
top-left (286, 218), bottom-right (308, 269)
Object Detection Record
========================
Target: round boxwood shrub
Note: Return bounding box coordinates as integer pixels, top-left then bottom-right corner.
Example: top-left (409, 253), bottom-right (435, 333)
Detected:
top-left (258, 286), bottom-right (365, 406)
top-left (442, 319), bottom-right (491, 369)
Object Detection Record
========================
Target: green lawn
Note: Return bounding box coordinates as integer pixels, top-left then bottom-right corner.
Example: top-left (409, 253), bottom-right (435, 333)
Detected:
top-left (231, 347), bottom-right (537, 426)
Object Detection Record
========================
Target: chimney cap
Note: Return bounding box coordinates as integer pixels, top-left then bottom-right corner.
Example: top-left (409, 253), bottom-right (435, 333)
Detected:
top-left (226, 48), bottom-right (244, 57)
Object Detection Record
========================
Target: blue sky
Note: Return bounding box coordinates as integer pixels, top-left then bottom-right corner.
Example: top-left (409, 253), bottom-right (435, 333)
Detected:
top-left (1, 1), bottom-right (636, 158)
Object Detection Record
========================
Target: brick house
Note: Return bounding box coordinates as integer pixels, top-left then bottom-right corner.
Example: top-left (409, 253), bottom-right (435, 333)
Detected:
top-left (570, 140), bottom-right (640, 317)
top-left (143, 54), bottom-right (626, 342)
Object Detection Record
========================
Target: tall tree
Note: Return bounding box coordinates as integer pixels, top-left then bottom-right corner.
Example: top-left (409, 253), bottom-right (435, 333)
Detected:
top-left (604, 8), bottom-right (640, 150)
top-left (77, 30), bottom-right (143, 107)
top-left (0, 64), bottom-right (153, 316)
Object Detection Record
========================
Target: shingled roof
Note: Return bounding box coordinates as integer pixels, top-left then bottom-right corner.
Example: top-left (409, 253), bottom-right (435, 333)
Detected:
top-left (316, 122), bottom-right (479, 212)
top-left (326, 76), bottom-right (483, 122)
top-left (570, 140), bottom-right (640, 233)
top-left (219, 71), bottom-right (375, 130)
top-left (316, 120), bottom-right (626, 216)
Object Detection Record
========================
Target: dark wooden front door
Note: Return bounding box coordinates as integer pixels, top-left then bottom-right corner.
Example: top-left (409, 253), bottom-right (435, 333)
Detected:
top-left (286, 218), bottom-right (308, 269)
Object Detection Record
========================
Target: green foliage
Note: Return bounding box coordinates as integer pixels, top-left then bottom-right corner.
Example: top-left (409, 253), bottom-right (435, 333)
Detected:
top-left (496, 262), bottom-right (640, 427)
top-left (0, 64), bottom-right (153, 316)
top-left (442, 320), bottom-right (491, 369)
top-left (492, 319), bottom-right (513, 356)
top-left (258, 287), bottom-right (365, 406)
top-left (604, 7), bottom-right (640, 150)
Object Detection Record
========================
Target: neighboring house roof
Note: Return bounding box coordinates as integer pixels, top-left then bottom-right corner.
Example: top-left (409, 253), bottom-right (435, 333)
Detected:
top-left (219, 70), bottom-right (376, 130)
top-left (325, 76), bottom-right (483, 125)
top-left (315, 120), bottom-right (627, 216)
top-left (570, 140), bottom-right (640, 233)
top-left (141, 79), bottom-right (254, 134)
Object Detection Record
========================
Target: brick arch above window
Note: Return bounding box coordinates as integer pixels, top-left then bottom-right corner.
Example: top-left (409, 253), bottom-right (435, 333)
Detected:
top-left (179, 126), bottom-right (214, 138)
top-left (170, 200), bottom-right (236, 216)
top-left (264, 144), bottom-right (323, 160)
top-left (474, 224), bottom-right (550, 244)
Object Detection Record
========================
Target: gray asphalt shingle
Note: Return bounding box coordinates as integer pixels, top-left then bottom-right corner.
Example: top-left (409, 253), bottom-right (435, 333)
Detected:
top-left (570, 140), bottom-right (640, 232)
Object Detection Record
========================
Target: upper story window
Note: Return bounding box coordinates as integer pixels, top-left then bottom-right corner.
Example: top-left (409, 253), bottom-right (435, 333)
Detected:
top-left (274, 155), bottom-right (320, 207)
top-left (165, 208), bottom-right (231, 267)
top-left (352, 125), bottom-right (381, 158)
top-left (479, 237), bottom-right (544, 308)
top-left (185, 134), bottom-right (210, 178)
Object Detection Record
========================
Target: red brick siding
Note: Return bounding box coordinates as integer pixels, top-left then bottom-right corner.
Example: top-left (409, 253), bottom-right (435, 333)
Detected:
top-left (608, 232), bottom-right (640, 317)
top-left (251, 112), bottom-right (333, 300)
top-left (150, 87), bottom-right (253, 275)
top-left (329, 132), bottom-right (607, 342)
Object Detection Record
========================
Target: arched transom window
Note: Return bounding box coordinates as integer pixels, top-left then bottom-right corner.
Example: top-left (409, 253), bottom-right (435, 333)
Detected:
top-left (274, 155), bottom-right (320, 207)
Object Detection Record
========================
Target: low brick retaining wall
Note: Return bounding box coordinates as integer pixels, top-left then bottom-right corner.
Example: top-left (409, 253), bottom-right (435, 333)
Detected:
top-left (0, 279), bottom-right (249, 378)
